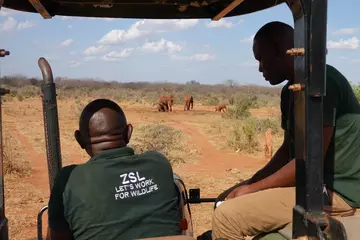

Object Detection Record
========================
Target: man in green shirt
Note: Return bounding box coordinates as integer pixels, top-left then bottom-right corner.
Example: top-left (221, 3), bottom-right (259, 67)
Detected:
top-left (211, 21), bottom-right (360, 240)
top-left (47, 99), bottom-right (181, 240)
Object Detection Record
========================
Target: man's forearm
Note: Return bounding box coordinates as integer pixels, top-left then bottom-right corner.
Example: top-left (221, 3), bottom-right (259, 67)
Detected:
top-left (248, 145), bottom-right (290, 184)
top-left (250, 158), bottom-right (296, 192)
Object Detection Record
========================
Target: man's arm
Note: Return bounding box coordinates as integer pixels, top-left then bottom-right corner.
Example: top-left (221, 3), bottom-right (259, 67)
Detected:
top-left (47, 165), bottom-right (77, 240)
top-left (47, 228), bottom-right (72, 240)
top-left (248, 126), bottom-right (334, 192)
top-left (247, 131), bottom-right (291, 184)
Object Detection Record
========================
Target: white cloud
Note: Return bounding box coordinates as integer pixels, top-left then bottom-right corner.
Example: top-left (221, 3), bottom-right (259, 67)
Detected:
top-left (58, 16), bottom-right (72, 20)
top-left (98, 19), bottom-right (198, 44)
top-left (240, 34), bottom-right (255, 43)
top-left (83, 45), bottom-right (109, 55)
top-left (84, 56), bottom-right (96, 61)
top-left (69, 60), bottom-right (81, 67)
top-left (70, 51), bottom-right (77, 55)
top-left (56, 16), bottom-right (110, 21)
top-left (141, 39), bottom-right (182, 54)
top-left (171, 53), bottom-right (215, 61)
top-left (101, 48), bottom-right (134, 61)
top-left (17, 20), bottom-right (37, 30)
top-left (0, 8), bottom-right (17, 17)
top-left (332, 28), bottom-right (359, 35)
top-left (0, 17), bottom-right (17, 32)
top-left (68, 25), bottom-right (73, 29)
top-left (327, 37), bottom-right (359, 49)
top-left (237, 19), bottom-right (245, 24)
top-left (206, 19), bottom-right (235, 28)
top-left (190, 53), bottom-right (215, 61)
top-left (60, 39), bottom-right (73, 47)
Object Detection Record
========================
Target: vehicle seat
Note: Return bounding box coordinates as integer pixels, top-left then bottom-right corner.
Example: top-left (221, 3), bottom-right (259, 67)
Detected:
top-left (254, 211), bottom-right (360, 240)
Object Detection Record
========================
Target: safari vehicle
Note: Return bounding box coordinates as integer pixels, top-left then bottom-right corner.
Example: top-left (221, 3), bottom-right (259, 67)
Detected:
top-left (0, 0), bottom-right (358, 239)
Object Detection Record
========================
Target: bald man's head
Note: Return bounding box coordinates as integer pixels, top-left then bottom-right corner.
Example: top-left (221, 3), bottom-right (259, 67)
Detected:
top-left (75, 99), bottom-right (133, 157)
top-left (253, 21), bottom-right (294, 85)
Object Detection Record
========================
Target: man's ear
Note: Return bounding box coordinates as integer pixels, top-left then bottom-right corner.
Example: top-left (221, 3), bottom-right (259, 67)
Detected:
top-left (74, 130), bottom-right (85, 149)
top-left (124, 124), bottom-right (133, 144)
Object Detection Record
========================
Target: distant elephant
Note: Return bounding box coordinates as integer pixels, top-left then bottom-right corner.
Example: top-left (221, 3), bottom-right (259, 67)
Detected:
top-left (158, 95), bottom-right (174, 112)
top-left (157, 104), bottom-right (166, 112)
top-left (215, 104), bottom-right (227, 112)
top-left (184, 95), bottom-right (194, 111)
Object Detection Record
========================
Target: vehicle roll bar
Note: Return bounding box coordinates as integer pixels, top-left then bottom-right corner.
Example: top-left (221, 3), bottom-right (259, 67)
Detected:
top-left (38, 57), bottom-right (62, 191)
top-left (0, 88), bottom-right (10, 240)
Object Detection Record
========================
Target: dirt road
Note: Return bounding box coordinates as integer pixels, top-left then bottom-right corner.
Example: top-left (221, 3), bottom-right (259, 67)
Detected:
top-left (3, 99), bottom-right (277, 239)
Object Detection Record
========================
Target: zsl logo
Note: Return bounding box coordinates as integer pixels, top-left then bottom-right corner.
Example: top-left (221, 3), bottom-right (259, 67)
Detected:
top-left (120, 172), bottom-right (145, 184)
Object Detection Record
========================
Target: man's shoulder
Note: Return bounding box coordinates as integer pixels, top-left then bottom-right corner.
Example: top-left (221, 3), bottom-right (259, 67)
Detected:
top-left (137, 150), bottom-right (171, 165)
top-left (54, 164), bottom-right (78, 187)
top-left (326, 64), bottom-right (348, 84)
top-left (138, 150), bottom-right (168, 160)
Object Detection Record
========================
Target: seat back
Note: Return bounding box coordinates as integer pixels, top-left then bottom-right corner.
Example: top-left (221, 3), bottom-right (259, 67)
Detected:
top-left (37, 173), bottom-right (194, 239)
top-left (173, 173), bottom-right (194, 236)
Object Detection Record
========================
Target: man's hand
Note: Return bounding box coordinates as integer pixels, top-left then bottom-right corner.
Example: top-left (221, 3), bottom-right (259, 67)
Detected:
top-left (225, 184), bottom-right (255, 200)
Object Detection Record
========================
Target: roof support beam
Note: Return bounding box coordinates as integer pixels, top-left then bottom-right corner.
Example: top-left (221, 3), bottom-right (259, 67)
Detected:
top-left (28, 0), bottom-right (52, 19)
top-left (212, 0), bottom-right (245, 21)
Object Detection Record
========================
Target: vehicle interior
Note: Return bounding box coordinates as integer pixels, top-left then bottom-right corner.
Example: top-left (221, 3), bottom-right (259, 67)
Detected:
top-left (0, 0), bottom-right (359, 240)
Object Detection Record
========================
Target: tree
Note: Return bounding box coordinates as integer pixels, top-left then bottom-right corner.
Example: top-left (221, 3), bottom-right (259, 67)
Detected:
top-left (224, 79), bottom-right (238, 88)
top-left (186, 80), bottom-right (200, 85)
top-left (350, 81), bottom-right (360, 102)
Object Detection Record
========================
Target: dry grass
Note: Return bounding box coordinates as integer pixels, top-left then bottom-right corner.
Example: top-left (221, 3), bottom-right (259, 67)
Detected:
top-left (0, 77), bottom-right (285, 239)
top-left (131, 123), bottom-right (197, 165)
top-left (3, 128), bottom-right (31, 178)
top-left (204, 115), bottom-right (282, 156)
top-left (3, 127), bottom-right (40, 239)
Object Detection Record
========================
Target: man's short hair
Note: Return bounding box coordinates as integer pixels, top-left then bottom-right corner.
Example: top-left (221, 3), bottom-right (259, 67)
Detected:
top-left (254, 21), bottom-right (294, 44)
top-left (79, 99), bottom-right (126, 136)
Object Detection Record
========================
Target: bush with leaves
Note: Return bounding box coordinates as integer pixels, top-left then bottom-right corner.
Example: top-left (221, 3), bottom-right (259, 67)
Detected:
top-left (227, 118), bottom-right (259, 154)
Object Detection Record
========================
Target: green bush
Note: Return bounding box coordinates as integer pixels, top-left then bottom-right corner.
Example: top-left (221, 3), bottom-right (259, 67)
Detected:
top-left (253, 117), bottom-right (281, 134)
top-left (202, 96), bottom-right (220, 106)
top-left (350, 81), bottom-right (360, 102)
top-left (227, 119), bottom-right (259, 154)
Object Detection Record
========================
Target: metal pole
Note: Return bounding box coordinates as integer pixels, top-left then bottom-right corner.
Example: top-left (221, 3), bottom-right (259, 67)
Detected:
top-left (0, 1), bottom-right (10, 235)
top-left (38, 57), bottom-right (62, 191)
top-left (0, 88), bottom-right (10, 240)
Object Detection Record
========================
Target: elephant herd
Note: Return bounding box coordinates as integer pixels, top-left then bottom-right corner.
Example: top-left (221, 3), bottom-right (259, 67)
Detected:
top-left (157, 95), bottom-right (227, 113)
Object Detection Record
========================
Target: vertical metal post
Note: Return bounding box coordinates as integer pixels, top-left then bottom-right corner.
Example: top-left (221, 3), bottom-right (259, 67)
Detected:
top-left (286, 0), bottom-right (329, 238)
top-left (0, 1), bottom-right (10, 236)
top-left (38, 57), bottom-right (62, 191)
top-left (0, 88), bottom-right (10, 240)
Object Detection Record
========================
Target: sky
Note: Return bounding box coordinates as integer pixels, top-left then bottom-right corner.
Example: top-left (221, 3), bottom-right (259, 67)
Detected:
top-left (0, 1), bottom-right (359, 85)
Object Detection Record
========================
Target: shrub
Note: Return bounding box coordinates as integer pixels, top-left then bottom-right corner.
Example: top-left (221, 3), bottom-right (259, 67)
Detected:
top-left (202, 96), bottom-right (220, 106)
top-left (4, 131), bottom-right (31, 177)
top-left (227, 119), bottom-right (259, 154)
top-left (253, 117), bottom-right (281, 134)
top-left (350, 82), bottom-right (360, 102)
top-left (223, 100), bottom-right (251, 120)
top-left (130, 124), bottom-right (191, 165)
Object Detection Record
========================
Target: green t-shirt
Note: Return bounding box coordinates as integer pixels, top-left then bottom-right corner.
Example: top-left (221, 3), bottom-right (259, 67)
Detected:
top-left (281, 64), bottom-right (360, 208)
top-left (48, 147), bottom-right (181, 239)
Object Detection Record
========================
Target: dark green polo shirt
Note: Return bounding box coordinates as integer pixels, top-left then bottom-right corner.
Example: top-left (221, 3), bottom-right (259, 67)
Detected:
top-left (48, 147), bottom-right (181, 239)
top-left (281, 64), bottom-right (360, 208)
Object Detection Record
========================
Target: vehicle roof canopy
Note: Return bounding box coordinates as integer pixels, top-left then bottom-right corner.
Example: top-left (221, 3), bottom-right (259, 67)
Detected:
top-left (3, 0), bottom-right (285, 19)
